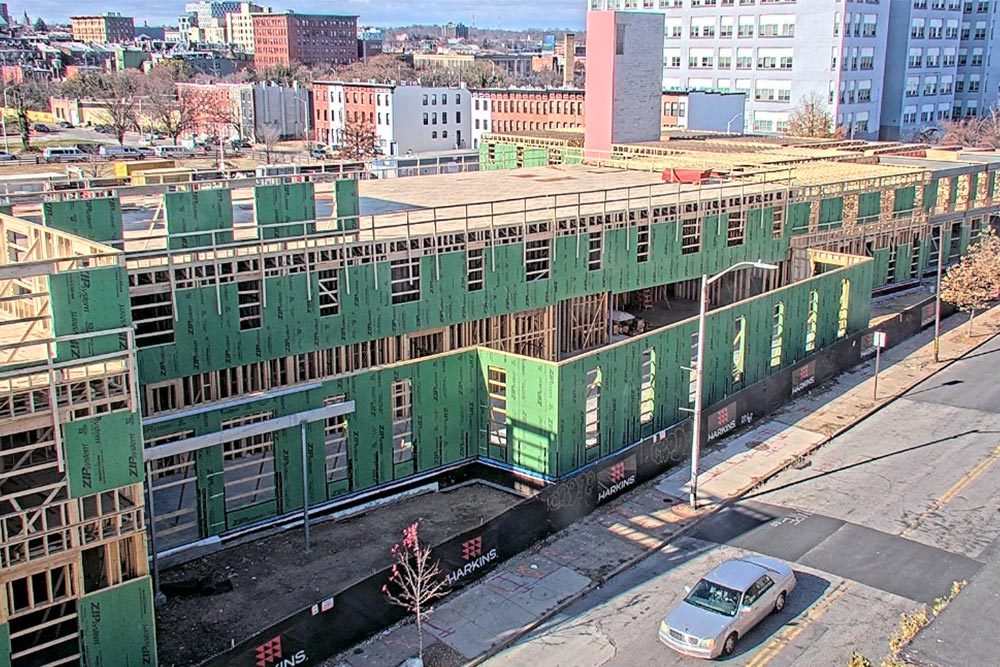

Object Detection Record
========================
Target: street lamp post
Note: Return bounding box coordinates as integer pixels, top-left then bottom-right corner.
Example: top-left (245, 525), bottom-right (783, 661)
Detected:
top-left (689, 260), bottom-right (779, 509)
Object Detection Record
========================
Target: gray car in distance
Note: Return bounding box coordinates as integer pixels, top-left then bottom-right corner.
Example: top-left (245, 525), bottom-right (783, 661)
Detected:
top-left (659, 556), bottom-right (797, 659)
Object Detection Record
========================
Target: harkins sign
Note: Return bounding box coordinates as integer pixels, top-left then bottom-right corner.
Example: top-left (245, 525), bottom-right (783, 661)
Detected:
top-left (791, 361), bottom-right (816, 395)
top-left (445, 535), bottom-right (498, 586)
top-left (596, 454), bottom-right (637, 504)
top-left (254, 637), bottom-right (307, 667)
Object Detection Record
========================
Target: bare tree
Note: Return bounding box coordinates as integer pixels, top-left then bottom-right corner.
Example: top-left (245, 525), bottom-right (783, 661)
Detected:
top-left (784, 93), bottom-right (837, 138)
top-left (340, 120), bottom-right (380, 160)
top-left (939, 106), bottom-right (1000, 148)
top-left (143, 71), bottom-right (197, 144)
top-left (940, 231), bottom-right (1000, 334)
top-left (259, 125), bottom-right (281, 162)
top-left (2, 79), bottom-right (54, 151)
top-left (87, 72), bottom-right (143, 145)
top-left (382, 523), bottom-right (449, 663)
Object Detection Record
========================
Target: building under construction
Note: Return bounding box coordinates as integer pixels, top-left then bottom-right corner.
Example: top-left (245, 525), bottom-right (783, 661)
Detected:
top-left (1, 131), bottom-right (998, 664)
top-left (3, 10), bottom-right (1000, 666)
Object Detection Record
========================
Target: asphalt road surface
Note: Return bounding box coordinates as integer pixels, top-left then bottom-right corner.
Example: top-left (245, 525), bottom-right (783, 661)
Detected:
top-left (487, 333), bottom-right (1000, 666)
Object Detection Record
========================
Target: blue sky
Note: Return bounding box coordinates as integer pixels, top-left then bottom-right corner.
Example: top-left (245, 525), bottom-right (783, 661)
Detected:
top-left (23, 0), bottom-right (586, 30)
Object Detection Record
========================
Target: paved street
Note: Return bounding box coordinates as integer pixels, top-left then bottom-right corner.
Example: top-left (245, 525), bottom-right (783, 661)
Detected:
top-left (486, 332), bottom-right (1000, 667)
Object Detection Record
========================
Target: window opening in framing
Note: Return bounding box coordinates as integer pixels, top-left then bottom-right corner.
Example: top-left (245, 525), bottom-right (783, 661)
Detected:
top-left (970, 217), bottom-right (982, 243)
top-left (637, 224), bottom-right (651, 263)
top-left (640, 349), bottom-right (655, 424)
top-left (408, 330), bottom-right (444, 359)
top-left (886, 243), bottom-right (897, 283)
top-left (525, 238), bottom-right (551, 281)
top-left (391, 379), bottom-right (413, 463)
top-left (221, 411), bottom-right (276, 512)
top-left (733, 316), bottom-right (746, 382)
top-left (318, 269), bottom-right (340, 316)
top-left (237, 279), bottom-right (262, 329)
top-left (147, 430), bottom-right (197, 551)
top-left (910, 235), bottom-right (922, 277)
top-left (837, 279), bottom-right (850, 338)
top-left (948, 223), bottom-right (962, 263)
top-left (585, 367), bottom-right (601, 451)
top-left (727, 210), bottom-right (746, 247)
top-left (771, 202), bottom-right (784, 239)
top-left (487, 366), bottom-right (508, 449)
top-left (770, 302), bottom-right (785, 368)
top-left (467, 247), bottom-right (484, 291)
top-left (588, 230), bottom-right (603, 271)
top-left (806, 290), bottom-right (819, 352)
top-left (681, 216), bottom-right (701, 254)
top-left (324, 394), bottom-right (349, 485)
top-left (130, 290), bottom-right (174, 347)
top-left (391, 256), bottom-right (421, 304)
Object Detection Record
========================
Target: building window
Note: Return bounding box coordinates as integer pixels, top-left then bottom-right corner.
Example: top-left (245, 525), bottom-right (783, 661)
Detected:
top-left (318, 269), bottom-right (340, 316)
top-left (324, 395), bottom-right (349, 484)
top-left (487, 366), bottom-right (508, 449)
top-left (805, 290), bottom-right (819, 352)
top-left (391, 379), bottom-right (413, 463)
top-left (588, 230), bottom-right (603, 270)
top-left (390, 256), bottom-right (421, 304)
top-left (727, 209), bottom-right (745, 247)
top-left (637, 224), bottom-right (650, 263)
top-left (525, 239), bottom-right (551, 281)
top-left (733, 316), bottom-right (746, 382)
top-left (770, 302), bottom-right (784, 368)
top-left (837, 279), bottom-right (850, 338)
top-left (640, 349), bottom-right (655, 425)
top-left (585, 367), bottom-right (601, 451)
top-left (467, 247), bottom-right (484, 291)
top-left (221, 412), bottom-right (276, 512)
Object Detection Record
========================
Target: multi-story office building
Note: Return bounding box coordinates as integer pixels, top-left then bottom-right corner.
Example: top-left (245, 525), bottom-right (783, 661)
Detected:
top-left (881, 0), bottom-right (961, 140)
top-left (252, 11), bottom-right (359, 69)
top-left (953, 0), bottom-right (1000, 121)
top-left (70, 13), bottom-right (136, 44)
top-left (590, 0), bottom-right (889, 138)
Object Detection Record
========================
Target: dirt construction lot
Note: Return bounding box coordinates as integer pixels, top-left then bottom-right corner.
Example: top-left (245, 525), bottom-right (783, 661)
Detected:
top-left (155, 484), bottom-right (519, 667)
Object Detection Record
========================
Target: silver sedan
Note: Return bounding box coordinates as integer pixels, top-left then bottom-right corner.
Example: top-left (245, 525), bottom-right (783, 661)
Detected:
top-left (659, 555), bottom-right (796, 659)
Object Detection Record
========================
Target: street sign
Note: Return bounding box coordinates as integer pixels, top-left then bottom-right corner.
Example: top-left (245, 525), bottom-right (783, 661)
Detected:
top-left (873, 331), bottom-right (887, 348)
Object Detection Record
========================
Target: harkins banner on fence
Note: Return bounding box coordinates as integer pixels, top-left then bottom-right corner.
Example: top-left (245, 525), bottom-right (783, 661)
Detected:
top-left (596, 454), bottom-right (637, 504)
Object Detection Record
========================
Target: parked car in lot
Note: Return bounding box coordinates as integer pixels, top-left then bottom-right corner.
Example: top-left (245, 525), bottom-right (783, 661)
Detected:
top-left (154, 145), bottom-right (195, 158)
top-left (94, 124), bottom-right (114, 135)
top-left (136, 146), bottom-right (156, 158)
top-left (659, 556), bottom-right (796, 659)
top-left (76, 143), bottom-right (101, 155)
top-left (43, 147), bottom-right (88, 163)
top-left (56, 121), bottom-right (72, 129)
top-left (99, 145), bottom-right (142, 160)
top-left (229, 138), bottom-right (251, 149)
top-left (0, 151), bottom-right (16, 161)
top-left (31, 123), bottom-right (51, 133)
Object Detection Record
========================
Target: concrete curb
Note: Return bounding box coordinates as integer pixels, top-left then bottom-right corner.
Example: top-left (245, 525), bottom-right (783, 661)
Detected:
top-left (466, 313), bottom-right (1000, 667)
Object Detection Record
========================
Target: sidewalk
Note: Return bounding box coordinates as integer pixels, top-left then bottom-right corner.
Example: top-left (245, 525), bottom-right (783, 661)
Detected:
top-left (330, 304), bottom-right (1000, 667)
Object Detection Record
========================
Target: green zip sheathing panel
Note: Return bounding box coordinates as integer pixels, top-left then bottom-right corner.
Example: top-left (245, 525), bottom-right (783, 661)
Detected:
top-left (788, 201), bottom-right (811, 235)
top-left (42, 197), bottom-right (123, 243)
top-left (858, 191), bottom-right (881, 220)
top-left (894, 243), bottom-right (914, 283)
top-left (49, 266), bottom-right (131, 362)
top-left (871, 248), bottom-right (890, 286)
top-left (65, 411), bottom-right (144, 498)
top-left (924, 180), bottom-right (939, 211)
top-left (0, 623), bottom-right (9, 666)
top-left (818, 197), bottom-right (844, 230)
top-left (165, 188), bottom-right (233, 250)
top-left (894, 186), bottom-right (916, 214)
top-left (552, 260), bottom-right (873, 477)
top-left (142, 350), bottom-right (482, 537)
top-left (335, 178), bottom-right (359, 230)
top-left (136, 208), bottom-right (789, 384)
top-left (254, 182), bottom-right (316, 239)
top-left (78, 578), bottom-right (157, 667)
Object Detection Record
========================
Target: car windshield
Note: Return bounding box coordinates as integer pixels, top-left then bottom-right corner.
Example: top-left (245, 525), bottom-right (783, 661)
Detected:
top-left (684, 579), bottom-right (741, 617)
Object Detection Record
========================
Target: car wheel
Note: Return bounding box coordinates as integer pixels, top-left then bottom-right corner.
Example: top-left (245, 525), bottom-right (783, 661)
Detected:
top-left (773, 592), bottom-right (786, 614)
top-left (722, 632), bottom-right (738, 657)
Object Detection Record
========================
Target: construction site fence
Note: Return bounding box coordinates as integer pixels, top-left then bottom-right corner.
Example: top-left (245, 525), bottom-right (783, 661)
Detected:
top-left (198, 293), bottom-right (952, 667)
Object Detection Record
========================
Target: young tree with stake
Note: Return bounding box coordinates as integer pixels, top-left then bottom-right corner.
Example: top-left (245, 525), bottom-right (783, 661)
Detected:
top-left (940, 231), bottom-right (1000, 335)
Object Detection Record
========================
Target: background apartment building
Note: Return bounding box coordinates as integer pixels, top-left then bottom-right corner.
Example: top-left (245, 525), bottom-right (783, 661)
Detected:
top-left (226, 3), bottom-right (270, 53)
top-left (70, 13), bottom-right (136, 44)
top-left (313, 81), bottom-right (471, 154)
top-left (880, 0), bottom-right (1000, 140)
top-left (252, 12), bottom-right (359, 69)
top-left (590, 0), bottom-right (889, 138)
